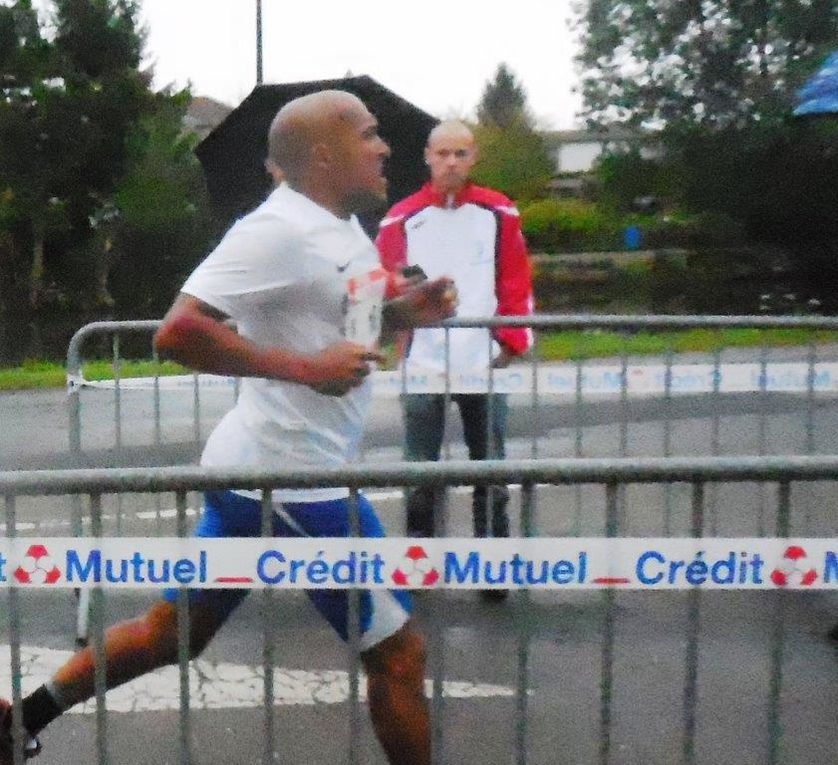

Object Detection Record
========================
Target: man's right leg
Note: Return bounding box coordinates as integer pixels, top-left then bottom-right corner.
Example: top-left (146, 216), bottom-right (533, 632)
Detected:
top-left (402, 394), bottom-right (445, 536)
top-left (1, 490), bottom-right (254, 762)
top-left (1, 598), bottom-right (227, 763)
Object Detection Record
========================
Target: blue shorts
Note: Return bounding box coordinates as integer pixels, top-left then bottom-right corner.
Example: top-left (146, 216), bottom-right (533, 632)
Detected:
top-left (163, 490), bottom-right (412, 650)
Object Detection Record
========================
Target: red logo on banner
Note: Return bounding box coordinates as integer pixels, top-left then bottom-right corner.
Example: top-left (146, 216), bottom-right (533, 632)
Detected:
top-left (13, 544), bottom-right (61, 585)
top-left (392, 545), bottom-right (439, 587)
top-left (770, 545), bottom-right (818, 587)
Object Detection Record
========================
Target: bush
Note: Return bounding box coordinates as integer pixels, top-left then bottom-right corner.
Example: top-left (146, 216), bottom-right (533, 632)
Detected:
top-left (628, 211), bottom-right (747, 250)
top-left (521, 199), bottom-right (618, 252)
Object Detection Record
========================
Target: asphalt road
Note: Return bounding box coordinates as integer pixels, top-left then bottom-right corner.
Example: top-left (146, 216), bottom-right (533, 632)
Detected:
top-left (1, 360), bottom-right (837, 765)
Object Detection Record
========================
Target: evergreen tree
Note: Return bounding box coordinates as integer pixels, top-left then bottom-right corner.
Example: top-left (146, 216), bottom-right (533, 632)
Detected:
top-left (477, 63), bottom-right (531, 129)
top-left (0, 0), bottom-right (213, 315)
top-left (472, 64), bottom-right (553, 200)
top-left (0, 0), bottom-right (64, 309)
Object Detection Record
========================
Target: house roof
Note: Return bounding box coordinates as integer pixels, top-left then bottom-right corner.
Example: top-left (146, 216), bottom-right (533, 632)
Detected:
top-left (542, 127), bottom-right (648, 148)
top-left (184, 96), bottom-right (233, 141)
top-left (195, 75), bottom-right (438, 231)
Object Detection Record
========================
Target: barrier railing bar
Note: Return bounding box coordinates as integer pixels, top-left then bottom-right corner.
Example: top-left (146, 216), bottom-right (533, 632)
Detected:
top-left (192, 371), bottom-right (201, 454)
top-left (152, 345), bottom-right (163, 448)
top-left (573, 357), bottom-right (584, 537)
top-left (767, 481), bottom-right (792, 765)
top-left (175, 490), bottom-right (191, 765)
top-left (805, 341), bottom-right (817, 533)
top-left (757, 343), bottom-right (770, 537)
top-left (682, 481), bottom-right (705, 765)
top-left (663, 346), bottom-right (674, 535)
top-left (111, 336), bottom-right (126, 538)
top-left (429, 614), bottom-right (445, 765)
top-left (260, 487), bottom-right (277, 765)
top-left (432, 327), bottom-right (453, 541)
top-left (515, 480), bottom-right (536, 765)
top-left (709, 345), bottom-right (723, 536)
top-left (347, 488), bottom-right (362, 765)
top-left (4, 493), bottom-right (26, 765)
top-left (7, 456), bottom-right (838, 496)
top-left (599, 482), bottom-right (620, 765)
top-left (530, 329), bottom-right (540, 460)
top-left (88, 492), bottom-right (108, 765)
top-left (487, 331), bottom-right (496, 535)
top-left (618, 346), bottom-right (629, 527)
top-left (443, 314), bottom-right (838, 330)
top-left (112, 336), bottom-right (122, 455)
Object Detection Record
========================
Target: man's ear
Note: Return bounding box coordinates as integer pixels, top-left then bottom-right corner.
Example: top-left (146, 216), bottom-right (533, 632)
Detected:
top-left (311, 142), bottom-right (333, 170)
top-left (423, 146), bottom-right (432, 166)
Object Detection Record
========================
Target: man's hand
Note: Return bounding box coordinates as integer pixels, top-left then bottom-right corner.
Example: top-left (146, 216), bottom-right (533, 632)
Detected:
top-left (299, 340), bottom-right (386, 396)
top-left (491, 346), bottom-right (514, 369)
top-left (383, 276), bottom-right (458, 330)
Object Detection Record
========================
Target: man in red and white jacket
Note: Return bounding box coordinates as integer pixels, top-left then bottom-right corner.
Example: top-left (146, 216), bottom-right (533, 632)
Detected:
top-left (376, 120), bottom-right (533, 568)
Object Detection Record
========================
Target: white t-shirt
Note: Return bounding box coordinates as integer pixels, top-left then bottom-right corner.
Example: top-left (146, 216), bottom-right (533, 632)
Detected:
top-left (181, 183), bottom-right (386, 502)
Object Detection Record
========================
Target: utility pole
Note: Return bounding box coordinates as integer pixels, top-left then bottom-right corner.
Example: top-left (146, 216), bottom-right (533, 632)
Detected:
top-left (256, 0), bottom-right (263, 85)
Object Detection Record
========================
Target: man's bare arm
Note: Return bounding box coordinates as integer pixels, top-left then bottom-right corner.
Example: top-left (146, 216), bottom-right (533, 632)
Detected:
top-left (154, 294), bottom-right (384, 396)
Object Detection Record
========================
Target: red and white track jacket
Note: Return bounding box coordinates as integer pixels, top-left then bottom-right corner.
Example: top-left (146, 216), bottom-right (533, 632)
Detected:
top-left (376, 182), bottom-right (533, 375)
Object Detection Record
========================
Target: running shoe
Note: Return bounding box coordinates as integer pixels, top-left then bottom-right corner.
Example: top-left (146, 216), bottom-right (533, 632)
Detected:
top-left (0, 699), bottom-right (41, 763)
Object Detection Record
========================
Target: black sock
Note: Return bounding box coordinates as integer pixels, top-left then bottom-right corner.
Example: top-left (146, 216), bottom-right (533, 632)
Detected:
top-left (21, 685), bottom-right (63, 735)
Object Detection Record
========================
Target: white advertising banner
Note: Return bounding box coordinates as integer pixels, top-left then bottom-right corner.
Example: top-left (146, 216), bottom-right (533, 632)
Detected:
top-left (72, 362), bottom-right (838, 397)
top-left (1, 538), bottom-right (835, 591)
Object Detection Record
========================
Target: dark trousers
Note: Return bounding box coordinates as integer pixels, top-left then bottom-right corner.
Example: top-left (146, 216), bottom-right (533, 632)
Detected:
top-left (401, 393), bottom-right (510, 537)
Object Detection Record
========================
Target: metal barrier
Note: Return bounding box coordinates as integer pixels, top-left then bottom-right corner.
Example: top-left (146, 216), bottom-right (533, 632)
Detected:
top-left (2, 457), bottom-right (837, 765)
top-left (62, 313), bottom-right (838, 548)
top-left (66, 314), bottom-right (838, 468)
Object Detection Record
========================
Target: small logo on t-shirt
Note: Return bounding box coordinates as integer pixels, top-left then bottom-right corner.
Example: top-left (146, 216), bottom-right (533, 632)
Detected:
top-left (336, 260), bottom-right (351, 272)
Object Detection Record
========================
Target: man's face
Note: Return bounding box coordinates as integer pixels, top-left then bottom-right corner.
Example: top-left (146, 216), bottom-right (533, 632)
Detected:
top-left (335, 103), bottom-right (391, 214)
top-left (425, 131), bottom-right (476, 195)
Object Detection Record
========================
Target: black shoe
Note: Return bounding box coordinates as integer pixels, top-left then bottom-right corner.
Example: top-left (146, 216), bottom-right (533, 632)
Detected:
top-left (0, 699), bottom-right (41, 763)
top-left (480, 589), bottom-right (509, 602)
top-left (828, 623), bottom-right (838, 642)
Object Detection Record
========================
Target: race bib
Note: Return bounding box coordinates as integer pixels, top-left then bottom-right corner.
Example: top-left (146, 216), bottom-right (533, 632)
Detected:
top-left (343, 267), bottom-right (387, 347)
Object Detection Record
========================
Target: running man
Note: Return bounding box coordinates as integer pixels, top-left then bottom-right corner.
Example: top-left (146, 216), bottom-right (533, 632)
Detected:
top-left (0, 90), bottom-right (457, 765)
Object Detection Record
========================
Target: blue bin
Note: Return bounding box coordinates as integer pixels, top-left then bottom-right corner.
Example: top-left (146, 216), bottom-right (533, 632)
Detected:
top-left (624, 226), bottom-right (641, 250)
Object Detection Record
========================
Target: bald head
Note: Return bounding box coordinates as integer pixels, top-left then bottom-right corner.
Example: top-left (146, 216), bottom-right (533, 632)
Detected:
top-left (425, 120), bottom-right (477, 195)
top-left (267, 90), bottom-right (367, 184)
top-left (265, 89), bottom-right (390, 217)
top-left (427, 120), bottom-right (474, 148)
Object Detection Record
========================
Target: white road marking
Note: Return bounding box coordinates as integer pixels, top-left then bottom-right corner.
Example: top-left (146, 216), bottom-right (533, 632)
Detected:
top-left (1, 645), bottom-right (518, 712)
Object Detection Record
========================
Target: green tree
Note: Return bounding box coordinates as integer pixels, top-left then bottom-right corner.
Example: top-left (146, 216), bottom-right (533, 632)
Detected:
top-left (0, 0), bottom-right (65, 309)
top-left (471, 121), bottom-right (553, 202)
top-left (477, 62), bottom-right (531, 129)
top-left (0, 0), bottom-right (213, 316)
top-left (108, 93), bottom-right (215, 316)
top-left (472, 64), bottom-right (553, 200)
top-left (48, 0), bottom-right (153, 308)
top-left (575, 0), bottom-right (838, 129)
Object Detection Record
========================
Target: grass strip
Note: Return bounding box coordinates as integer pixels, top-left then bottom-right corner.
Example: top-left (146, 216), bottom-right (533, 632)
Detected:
top-left (1, 329), bottom-right (837, 391)
top-left (0, 359), bottom-right (188, 391)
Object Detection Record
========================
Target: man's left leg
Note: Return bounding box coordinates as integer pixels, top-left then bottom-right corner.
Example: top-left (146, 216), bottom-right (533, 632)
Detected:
top-left (279, 496), bottom-right (429, 765)
top-left (458, 394), bottom-right (510, 538)
top-left (362, 622), bottom-right (429, 765)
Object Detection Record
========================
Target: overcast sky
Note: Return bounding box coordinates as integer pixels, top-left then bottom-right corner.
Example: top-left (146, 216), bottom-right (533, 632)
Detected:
top-left (138, 0), bottom-right (584, 129)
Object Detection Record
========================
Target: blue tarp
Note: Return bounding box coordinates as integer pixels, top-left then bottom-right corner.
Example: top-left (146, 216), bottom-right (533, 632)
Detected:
top-left (794, 50), bottom-right (838, 116)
